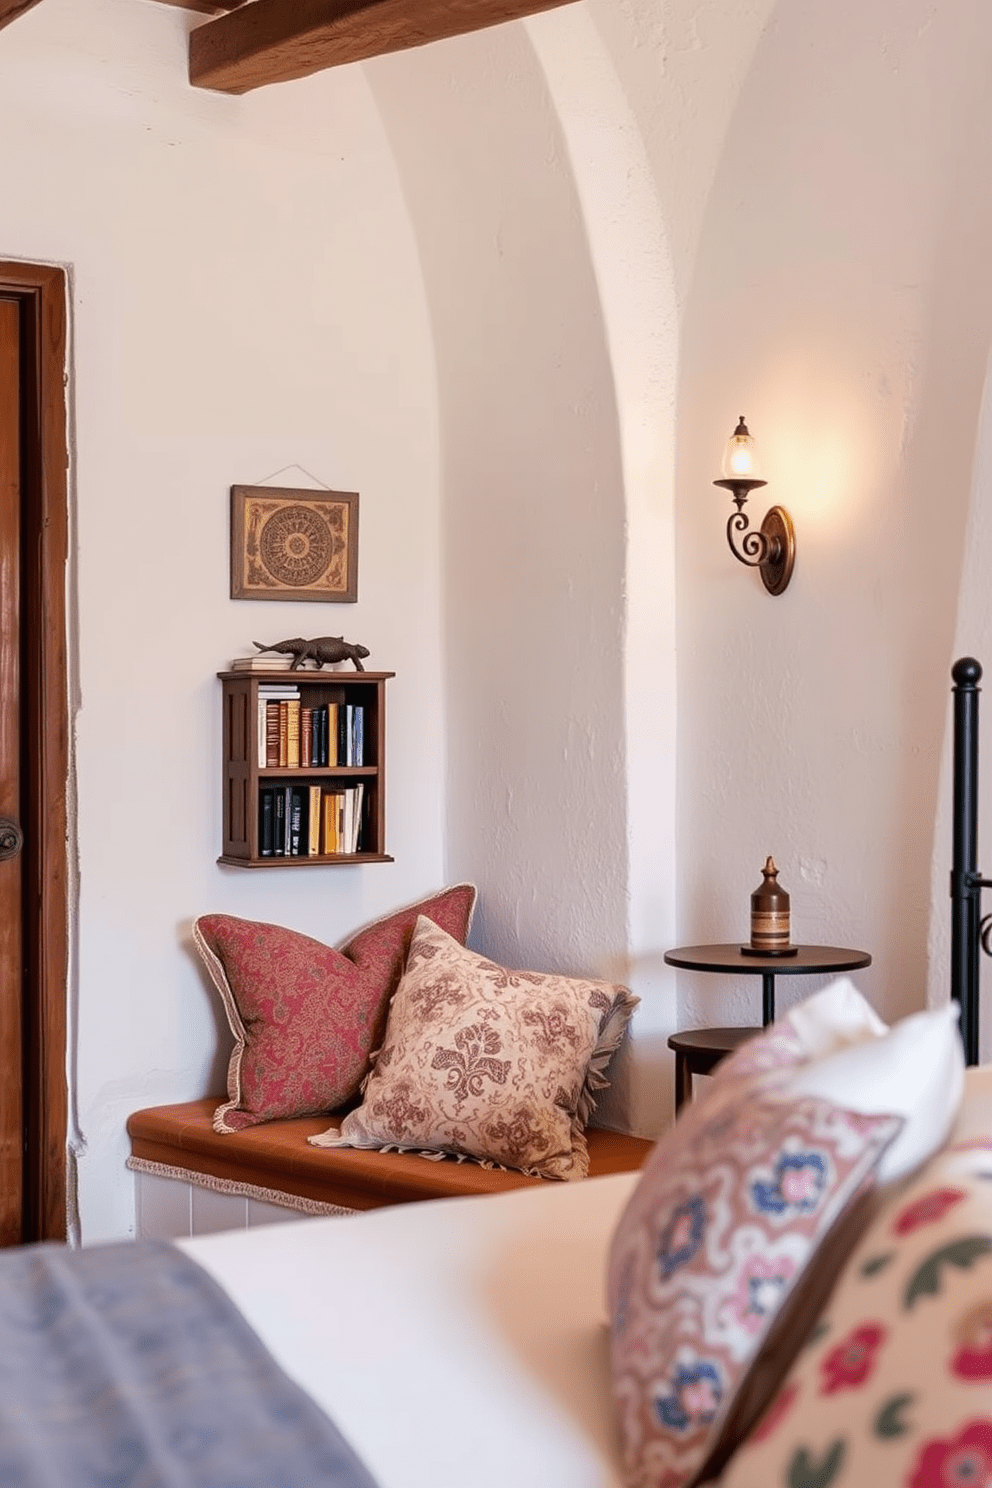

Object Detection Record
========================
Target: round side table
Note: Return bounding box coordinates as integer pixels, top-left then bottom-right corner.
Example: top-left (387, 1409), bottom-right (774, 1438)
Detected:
top-left (664, 942), bottom-right (871, 1111)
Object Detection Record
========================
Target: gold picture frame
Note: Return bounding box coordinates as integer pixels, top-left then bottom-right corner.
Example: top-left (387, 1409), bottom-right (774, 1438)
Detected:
top-left (230, 486), bottom-right (359, 602)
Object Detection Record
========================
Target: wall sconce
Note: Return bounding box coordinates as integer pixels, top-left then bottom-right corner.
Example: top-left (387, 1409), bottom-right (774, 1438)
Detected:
top-left (713, 416), bottom-right (795, 596)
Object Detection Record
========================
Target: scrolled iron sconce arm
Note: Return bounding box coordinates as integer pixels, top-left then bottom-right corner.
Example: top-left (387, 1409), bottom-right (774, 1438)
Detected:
top-left (713, 419), bottom-right (796, 596)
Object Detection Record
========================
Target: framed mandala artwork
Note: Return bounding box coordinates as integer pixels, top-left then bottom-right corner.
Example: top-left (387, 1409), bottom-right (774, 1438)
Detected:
top-left (230, 486), bottom-right (359, 603)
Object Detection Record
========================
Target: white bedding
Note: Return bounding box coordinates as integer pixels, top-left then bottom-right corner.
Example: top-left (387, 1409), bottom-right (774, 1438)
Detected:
top-left (181, 1170), bottom-right (639, 1488)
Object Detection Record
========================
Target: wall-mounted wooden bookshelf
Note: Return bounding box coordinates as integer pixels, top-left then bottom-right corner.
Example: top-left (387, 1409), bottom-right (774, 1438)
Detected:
top-left (218, 669), bottom-right (394, 867)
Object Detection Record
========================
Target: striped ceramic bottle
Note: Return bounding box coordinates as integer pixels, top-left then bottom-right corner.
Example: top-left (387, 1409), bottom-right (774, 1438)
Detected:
top-left (750, 857), bottom-right (791, 953)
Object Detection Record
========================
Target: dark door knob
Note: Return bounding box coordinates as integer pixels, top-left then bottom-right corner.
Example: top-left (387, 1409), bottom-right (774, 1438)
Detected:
top-left (0, 819), bottom-right (24, 861)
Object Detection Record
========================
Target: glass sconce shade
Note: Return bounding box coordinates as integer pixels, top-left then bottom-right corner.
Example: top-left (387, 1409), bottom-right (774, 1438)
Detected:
top-left (721, 416), bottom-right (763, 482)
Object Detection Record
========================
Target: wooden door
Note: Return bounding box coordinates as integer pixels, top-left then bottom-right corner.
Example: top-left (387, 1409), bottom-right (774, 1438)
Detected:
top-left (0, 263), bottom-right (68, 1246)
top-left (0, 298), bottom-right (22, 1245)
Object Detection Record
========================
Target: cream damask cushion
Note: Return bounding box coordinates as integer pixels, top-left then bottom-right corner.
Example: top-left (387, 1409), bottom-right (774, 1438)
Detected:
top-left (309, 916), bottom-right (638, 1179)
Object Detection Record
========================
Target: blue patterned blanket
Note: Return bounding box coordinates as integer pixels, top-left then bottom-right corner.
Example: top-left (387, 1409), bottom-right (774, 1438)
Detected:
top-left (0, 1238), bottom-right (380, 1487)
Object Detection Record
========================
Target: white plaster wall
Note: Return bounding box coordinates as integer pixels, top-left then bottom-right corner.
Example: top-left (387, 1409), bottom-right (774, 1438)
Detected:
top-left (2, 0), bottom-right (777, 1239)
top-left (676, 0), bottom-right (992, 1034)
top-left (521, 0), bottom-right (781, 1133)
top-left (0, 0), bottom-right (444, 1241)
top-left (522, 8), bottom-right (679, 1135)
top-left (366, 33), bottom-right (633, 1074)
top-left (363, 4), bottom-right (778, 1137)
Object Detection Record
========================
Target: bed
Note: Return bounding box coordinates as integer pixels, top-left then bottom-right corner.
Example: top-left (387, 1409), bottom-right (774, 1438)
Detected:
top-left (0, 658), bottom-right (989, 1488)
top-left (182, 1170), bottom-right (638, 1488)
top-left (191, 1066), bottom-right (991, 1488)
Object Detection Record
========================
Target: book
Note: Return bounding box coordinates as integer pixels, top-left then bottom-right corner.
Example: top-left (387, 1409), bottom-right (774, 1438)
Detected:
top-left (259, 789), bottom-right (274, 856)
top-left (327, 703), bottom-right (339, 766)
top-left (341, 786), bottom-right (353, 854)
top-left (288, 786), bottom-right (304, 856)
top-left (286, 699), bottom-right (301, 769)
top-left (301, 787), bottom-right (312, 855)
top-left (350, 782), bottom-right (364, 852)
top-left (258, 687), bottom-right (300, 770)
top-left (335, 783), bottom-right (365, 853)
top-left (307, 785), bottom-right (321, 856)
top-left (230, 655), bottom-right (294, 671)
top-left (301, 707), bottom-right (312, 768)
top-left (322, 791), bottom-right (340, 854)
top-left (278, 702), bottom-right (289, 768)
top-left (273, 789), bottom-right (287, 856)
top-left (284, 785), bottom-right (294, 855)
top-left (310, 706), bottom-right (322, 767)
top-left (265, 701), bottom-right (280, 768)
top-left (351, 705), bottom-right (364, 767)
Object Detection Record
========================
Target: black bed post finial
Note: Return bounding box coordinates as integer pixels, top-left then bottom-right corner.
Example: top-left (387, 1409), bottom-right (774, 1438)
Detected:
top-left (951, 656), bottom-right (983, 1065)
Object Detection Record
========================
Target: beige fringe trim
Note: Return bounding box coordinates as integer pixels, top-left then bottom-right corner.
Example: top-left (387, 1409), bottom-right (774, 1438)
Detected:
top-left (126, 1157), bottom-right (358, 1218)
top-left (577, 984), bottom-right (640, 1127)
top-left (307, 1130), bottom-right (580, 1181)
top-left (307, 1132), bottom-right (515, 1172)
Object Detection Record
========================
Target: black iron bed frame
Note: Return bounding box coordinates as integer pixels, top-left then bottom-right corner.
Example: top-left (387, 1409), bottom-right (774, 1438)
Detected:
top-left (950, 656), bottom-right (991, 1065)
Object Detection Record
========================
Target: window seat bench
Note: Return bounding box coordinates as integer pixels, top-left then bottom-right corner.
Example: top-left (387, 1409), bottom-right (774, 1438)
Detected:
top-left (127, 1099), bottom-right (654, 1238)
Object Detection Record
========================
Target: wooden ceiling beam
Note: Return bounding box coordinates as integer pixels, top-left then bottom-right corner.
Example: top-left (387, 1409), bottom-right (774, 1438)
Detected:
top-left (0, 0), bottom-right (45, 33)
top-left (189, 0), bottom-right (579, 94)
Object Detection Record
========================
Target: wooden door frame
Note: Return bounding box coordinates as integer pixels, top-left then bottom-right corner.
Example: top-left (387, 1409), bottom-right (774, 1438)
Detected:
top-left (0, 261), bottom-right (69, 1241)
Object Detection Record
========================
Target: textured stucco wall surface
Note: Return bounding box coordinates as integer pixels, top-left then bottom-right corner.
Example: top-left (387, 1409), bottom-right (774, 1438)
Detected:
top-left (675, 0), bottom-right (992, 1050)
top-left (0, 0), bottom-right (445, 1240)
top-left (368, 0), bottom-right (777, 1134)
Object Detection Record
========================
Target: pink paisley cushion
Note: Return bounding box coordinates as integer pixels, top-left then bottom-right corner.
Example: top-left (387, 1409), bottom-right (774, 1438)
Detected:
top-left (193, 884), bottom-right (476, 1133)
top-left (716, 1092), bottom-right (992, 1488)
top-left (310, 915), bottom-right (639, 1179)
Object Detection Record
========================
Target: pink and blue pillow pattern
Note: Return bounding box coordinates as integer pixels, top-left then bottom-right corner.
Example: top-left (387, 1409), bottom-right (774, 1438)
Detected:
top-left (606, 981), bottom-right (965, 1488)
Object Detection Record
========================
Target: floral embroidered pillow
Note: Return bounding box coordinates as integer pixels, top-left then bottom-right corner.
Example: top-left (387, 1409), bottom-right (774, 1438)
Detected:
top-left (193, 885), bottom-right (476, 1133)
top-left (607, 1088), bottom-right (901, 1488)
top-left (605, 983), bottom-right (965, 1488)
top-left (716, 1135), bottom-right (992, 1488)
top-left (309, 915), bottom-right (639, 1179)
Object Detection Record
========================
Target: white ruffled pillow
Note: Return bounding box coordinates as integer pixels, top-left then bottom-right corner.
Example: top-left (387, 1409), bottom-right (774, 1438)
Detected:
top-left (779, 980), bottom-right (964, 1181)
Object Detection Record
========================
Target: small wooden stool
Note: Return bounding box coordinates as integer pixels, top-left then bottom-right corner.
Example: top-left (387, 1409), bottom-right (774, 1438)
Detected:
top-left (667, 1027), bottom-right (761, 1112)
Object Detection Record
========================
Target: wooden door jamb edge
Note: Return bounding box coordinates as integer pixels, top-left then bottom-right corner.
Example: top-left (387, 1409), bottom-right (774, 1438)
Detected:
top-left (0, 260), bottom-right (71, 1242)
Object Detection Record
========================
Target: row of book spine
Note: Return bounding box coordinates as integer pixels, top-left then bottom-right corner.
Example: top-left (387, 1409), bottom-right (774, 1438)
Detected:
top-left (259, 783), bottom-right (365, 857)
top-left (257, 687), bottom-right (364, 769)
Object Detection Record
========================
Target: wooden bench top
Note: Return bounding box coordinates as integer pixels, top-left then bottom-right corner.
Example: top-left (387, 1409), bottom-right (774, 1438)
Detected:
top-left (127, 1099), bottom-right (655, 1213)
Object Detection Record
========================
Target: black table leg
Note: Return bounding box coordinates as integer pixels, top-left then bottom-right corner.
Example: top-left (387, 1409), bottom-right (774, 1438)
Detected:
top-left (674, 1052), bottom-right (693, 1112)
top-left (762, 973), bottom-right (775, 1025)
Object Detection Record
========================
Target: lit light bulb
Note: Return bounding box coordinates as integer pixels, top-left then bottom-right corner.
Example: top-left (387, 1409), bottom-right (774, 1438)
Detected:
top-left (721, 416), bottom-right (762, 482)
